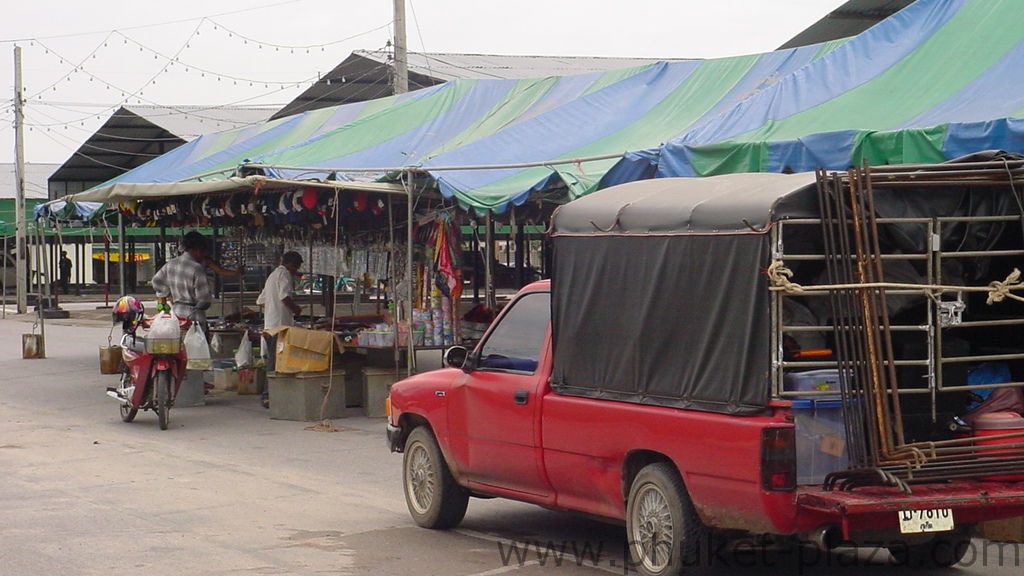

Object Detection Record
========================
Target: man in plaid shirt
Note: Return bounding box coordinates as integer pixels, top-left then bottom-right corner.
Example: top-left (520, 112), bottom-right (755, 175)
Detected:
top-left (152, 231), bottom-right (213, 330)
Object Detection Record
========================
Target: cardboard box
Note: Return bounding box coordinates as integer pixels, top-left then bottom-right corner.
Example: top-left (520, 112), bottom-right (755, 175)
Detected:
top-left (264, 326), bottom-right (342, 374)
top-left (977, 516), bottom-right (1024, 543)
top-left (267, 370), bottom-right (348, 421)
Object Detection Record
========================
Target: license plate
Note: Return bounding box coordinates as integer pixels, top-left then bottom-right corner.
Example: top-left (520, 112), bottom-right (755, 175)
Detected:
top-left (898, 509), bottom-right (954, 534)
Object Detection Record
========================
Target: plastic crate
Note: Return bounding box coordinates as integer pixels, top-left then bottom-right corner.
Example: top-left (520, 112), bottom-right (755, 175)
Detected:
top-left (784, 369), bottom-right (842, 395)
top-left (793, 399), bottom-right (849, 485)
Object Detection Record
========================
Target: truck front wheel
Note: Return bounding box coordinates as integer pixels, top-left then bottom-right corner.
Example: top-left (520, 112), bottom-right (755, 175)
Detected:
top-left (627, 463), bottom-right (705, 576)
top-left (403, 426), bottom-right (469, 529)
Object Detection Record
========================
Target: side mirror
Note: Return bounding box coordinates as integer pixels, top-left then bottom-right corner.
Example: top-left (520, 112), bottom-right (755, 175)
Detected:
top-left (443, 346), bottom-right (469, 370)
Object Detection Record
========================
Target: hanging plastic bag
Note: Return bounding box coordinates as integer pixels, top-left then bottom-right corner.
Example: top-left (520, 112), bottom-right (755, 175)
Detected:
top-left (234, 334), bottom-right (253, 368)
top-left (184, 322), bottom-right (211, 370)
top-left (210, 332), bottom-right (223, 355)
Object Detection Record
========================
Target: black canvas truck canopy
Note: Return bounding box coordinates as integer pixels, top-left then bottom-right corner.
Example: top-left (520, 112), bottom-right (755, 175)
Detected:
top-left (550, 172), bottom-right (820, 415)
top-left (549, 157), bottom-right (1023, 418)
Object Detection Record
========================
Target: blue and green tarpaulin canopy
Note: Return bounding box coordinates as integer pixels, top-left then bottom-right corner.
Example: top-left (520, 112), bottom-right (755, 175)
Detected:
top-left (63, 0), bottom-right (1024, 215)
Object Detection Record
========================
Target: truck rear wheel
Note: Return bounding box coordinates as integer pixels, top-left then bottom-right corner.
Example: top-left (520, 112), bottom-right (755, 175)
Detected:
top-left (403, 426), bottom-right (469, 529)
top-left (627, 463), bottom-right (705, 576)
top-left (888, 527), bottom-right (972, 568)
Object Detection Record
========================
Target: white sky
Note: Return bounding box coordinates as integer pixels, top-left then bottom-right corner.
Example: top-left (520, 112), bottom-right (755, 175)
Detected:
top-left (0, 0), bottom-right (845, 165)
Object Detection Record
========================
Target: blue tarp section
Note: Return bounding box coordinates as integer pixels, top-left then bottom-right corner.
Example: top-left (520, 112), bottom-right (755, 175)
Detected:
top-left (65, 0), bottom-right (1024, 214)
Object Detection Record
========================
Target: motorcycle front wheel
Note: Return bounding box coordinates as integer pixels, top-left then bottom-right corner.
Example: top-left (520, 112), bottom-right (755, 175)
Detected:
top-left (155, 370), bottom-right (171, 430)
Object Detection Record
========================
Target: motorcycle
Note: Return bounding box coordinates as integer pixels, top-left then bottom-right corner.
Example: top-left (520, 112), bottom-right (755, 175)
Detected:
top-left (105, 296), bottom-right (190, 430)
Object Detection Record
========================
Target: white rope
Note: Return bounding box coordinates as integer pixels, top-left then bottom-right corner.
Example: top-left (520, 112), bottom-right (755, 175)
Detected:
top-left (766, 260), bottom-right (1024, 305)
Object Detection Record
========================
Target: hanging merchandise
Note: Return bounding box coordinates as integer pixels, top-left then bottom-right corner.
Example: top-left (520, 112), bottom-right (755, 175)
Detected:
top-left (234, 334), bottom-right (253, 368)
top-left (405, 212), bottom-right (464, 348)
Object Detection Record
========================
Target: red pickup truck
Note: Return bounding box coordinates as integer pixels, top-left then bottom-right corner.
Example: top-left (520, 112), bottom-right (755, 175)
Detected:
top-left (387, 166), bottom-right (1024, 576)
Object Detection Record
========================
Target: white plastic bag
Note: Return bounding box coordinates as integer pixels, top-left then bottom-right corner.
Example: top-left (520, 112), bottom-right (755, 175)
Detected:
top-left (234, 334), bottom-right (253, 368)
top-left (184, 322), bottom-right (211, 370)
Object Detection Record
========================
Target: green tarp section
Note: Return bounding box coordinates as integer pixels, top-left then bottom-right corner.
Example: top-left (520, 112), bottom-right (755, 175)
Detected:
top-left (60, 0), bottom-right (1024, 214)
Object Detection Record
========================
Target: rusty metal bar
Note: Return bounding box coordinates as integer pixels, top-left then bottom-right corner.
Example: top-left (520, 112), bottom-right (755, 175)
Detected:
top-left (864, 164), bottom-right (907, 447)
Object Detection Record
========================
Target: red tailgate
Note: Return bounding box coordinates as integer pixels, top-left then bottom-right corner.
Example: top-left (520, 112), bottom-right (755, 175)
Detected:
top-left (797, 481), bottom-right (1024, 535)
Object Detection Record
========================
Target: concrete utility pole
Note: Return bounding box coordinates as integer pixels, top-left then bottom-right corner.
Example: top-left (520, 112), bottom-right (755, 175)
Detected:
top-left (393, 0), bottom-right (409, 94)
top-left (14, 46), bottom-right (27, 314)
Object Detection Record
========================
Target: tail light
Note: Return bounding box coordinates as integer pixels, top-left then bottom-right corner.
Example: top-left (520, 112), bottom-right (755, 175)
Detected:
top-left (761, 427), bottom-right (796, 491)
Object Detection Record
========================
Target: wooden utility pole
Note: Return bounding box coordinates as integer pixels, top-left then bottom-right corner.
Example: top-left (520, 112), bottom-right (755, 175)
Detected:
top-left (393, 0), bottom-right (409, 94)
top-left (14, 46), bottom-right (27, 314)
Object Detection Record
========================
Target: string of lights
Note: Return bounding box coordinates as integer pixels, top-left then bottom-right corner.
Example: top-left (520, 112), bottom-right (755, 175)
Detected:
top-left (1, 2), bottom-right (416, 166)
top-left (21, 42), bottom-right (393, 135)
top-left (19, 16), bottom-right (391, 102)
top-left (15, 23), bottom-right (393, 132)
top-left (24, 31), bottom-right (117, 101)
top-left (115, 28), bottom-right (317, 86)
top-left (22, 37), bottom-right (319, 130)
top-left (204, 17), bottom-right (392, 53)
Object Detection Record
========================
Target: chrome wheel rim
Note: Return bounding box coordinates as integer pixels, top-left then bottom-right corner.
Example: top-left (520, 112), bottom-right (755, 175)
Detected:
top-left (631, 483), bottom-right (674, 573)
top-left (406, 442), bottom-right (436, 515)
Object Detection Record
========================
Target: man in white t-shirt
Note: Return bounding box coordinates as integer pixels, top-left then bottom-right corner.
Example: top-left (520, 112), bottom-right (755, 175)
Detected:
top-left (259, 251), bottom-right (303, 331)
top-left (257, 251), bottom-right (303, 407)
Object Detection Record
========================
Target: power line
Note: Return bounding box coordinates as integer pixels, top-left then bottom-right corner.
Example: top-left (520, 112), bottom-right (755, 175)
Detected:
top-left (407, 0), bottom-right (434, 80)
top-left (33, 127), bottom-right (138, 172)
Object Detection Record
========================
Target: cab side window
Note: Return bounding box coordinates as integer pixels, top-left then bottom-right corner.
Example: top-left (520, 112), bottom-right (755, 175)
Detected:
top-left (477, 292), bottom-right (550, 373)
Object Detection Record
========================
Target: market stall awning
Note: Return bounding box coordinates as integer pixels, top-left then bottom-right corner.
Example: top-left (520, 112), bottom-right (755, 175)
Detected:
top-left (33, 199), bottom-right (107, 222)
top-left (48, 176), bottom-right (406, 206)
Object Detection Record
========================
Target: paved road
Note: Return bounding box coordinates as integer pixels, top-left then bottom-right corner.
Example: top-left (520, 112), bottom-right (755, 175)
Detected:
top-left (0, 312), bottom-right (1021, 575)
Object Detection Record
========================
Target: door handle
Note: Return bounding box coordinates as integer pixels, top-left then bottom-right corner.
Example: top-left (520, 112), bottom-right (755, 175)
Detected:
top-left (514, 389), bottom-right (529, 405)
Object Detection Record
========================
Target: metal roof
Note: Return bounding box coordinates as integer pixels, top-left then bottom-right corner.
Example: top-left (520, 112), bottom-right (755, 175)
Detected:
top-left (271, 50), bottom-right (683, 120)
top-left (47, 105), bottom-right (274, 197)
top-left (1, 163), bottom-right (61, 199)
top-left (778, 0), bottom-right (915, 49)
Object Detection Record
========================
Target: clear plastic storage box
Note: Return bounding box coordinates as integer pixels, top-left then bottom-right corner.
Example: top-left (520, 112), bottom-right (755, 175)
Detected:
top-left (792, 398), bottom-right (849, 485)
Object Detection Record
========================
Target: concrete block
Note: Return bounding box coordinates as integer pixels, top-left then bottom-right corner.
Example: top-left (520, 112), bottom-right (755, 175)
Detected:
top-left (237, 367), bottom-right (265, 395)
top-left (362, 367), bottom-right (400, 418)
top-left (176, 370), bottom-right (206, 407)
top-left (268, 370), bottom-right (347, 421)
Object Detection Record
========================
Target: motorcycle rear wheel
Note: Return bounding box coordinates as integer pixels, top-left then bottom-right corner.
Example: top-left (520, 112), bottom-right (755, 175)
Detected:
top-left (156, 370), bottom-right (171, 430)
